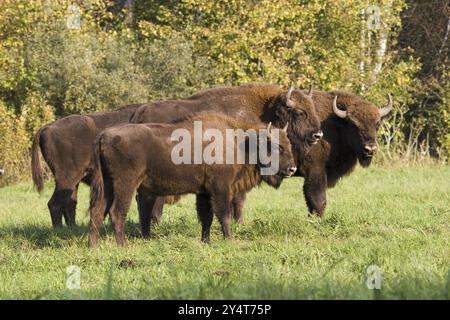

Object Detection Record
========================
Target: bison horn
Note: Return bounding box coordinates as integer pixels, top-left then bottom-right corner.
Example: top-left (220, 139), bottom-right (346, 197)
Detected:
top-left (267, 122), bottom-right (272, 135)
top-left (379, 94), bottom-right (393, 118)
top-left (332, 95), bottom-right (347, 118)
top-left (307, 85), bottom-right (313, 98)
top-left (286, 86), bottom-right (295, 108)
top-left (283, 122), bottom-right (289, 132)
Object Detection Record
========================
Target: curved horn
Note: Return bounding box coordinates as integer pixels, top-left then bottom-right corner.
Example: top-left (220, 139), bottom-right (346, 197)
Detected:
top-left (267, 122), bottom-right (272, 135)
top-left (285, 86), bottom-right (295, 107)
top-left (332, 95), bottom-right (346, 119)
top-left (379, 94), bottom-right (393, 118)
top-left (283, 122), bottom-right (289, 132)
top-left (307, 85), bottom-right (313, 98)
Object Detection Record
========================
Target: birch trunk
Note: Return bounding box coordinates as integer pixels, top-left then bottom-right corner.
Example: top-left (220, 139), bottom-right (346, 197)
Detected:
top-left (371, 1), bottom-right (392, 81)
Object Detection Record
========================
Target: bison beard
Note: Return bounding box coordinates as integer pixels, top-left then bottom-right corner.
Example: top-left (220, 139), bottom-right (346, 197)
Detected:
top-left (88, 113), bottom-right (296, 247)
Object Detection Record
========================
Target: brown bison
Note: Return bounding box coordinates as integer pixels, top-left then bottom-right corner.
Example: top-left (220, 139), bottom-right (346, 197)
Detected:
top-left (88, 113), bottom-right (297, 247)
top-left (149, 90), bottom-right (393, 224)
top-left (220, 91), bottom-right (393, 221)
top-left (130, 83), bottom-right (322, 233)
top-left (296, 91), bottom-right (392, 216)
top-left (32, 83), bottom-right (320, 229)
top-left (31, 104), bottom-right (142, 227)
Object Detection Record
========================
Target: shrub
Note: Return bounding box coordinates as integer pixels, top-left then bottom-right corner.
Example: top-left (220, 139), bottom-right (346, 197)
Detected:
top-left (0, 94), bottom-right (54, 186)
top-left (27, 27), bottom-right (216, 116)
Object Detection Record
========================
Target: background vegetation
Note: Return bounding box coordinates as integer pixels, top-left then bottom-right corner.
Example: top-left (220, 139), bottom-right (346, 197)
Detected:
top-left (0, 0), bottom-right (449, 185)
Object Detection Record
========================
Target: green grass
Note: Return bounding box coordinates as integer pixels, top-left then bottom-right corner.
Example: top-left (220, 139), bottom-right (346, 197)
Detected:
top-left (0, 165), bottom-right (449, 299)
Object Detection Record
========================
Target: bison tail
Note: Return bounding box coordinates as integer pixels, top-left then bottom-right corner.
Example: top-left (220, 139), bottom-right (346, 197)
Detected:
top-left (89, 135), bottom-right (107, 219)
top-left (31, 127), bottom-right (44, 193)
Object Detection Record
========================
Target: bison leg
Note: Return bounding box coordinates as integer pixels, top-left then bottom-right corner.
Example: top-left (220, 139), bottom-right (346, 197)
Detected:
top-left (151, 196), bottom-right (166, 223)
top-left (231, 191), bottom-right (246, 224)
top-left (196, 193), bottom-right (213, 243)
top-left (88, 201), bottom-right (105, 248)
top-left (110, 209), bottom-right (127, 246)
top-left (211, 193), bottom-right (233, 239)
top-left (136, 186), bottom-right (164, 220)
top-left (48, 186), bottom-right (75, 228)
top-left (109, 182), bottom-right (136, 246)
top-left (48, 188), bottom-right (63, 228)
top-left (63, 183), bottom-right (79, 227)
top-left (303, 170), bottom-right (327, 217)
top-left (136, 191), bottom-right (164, 239)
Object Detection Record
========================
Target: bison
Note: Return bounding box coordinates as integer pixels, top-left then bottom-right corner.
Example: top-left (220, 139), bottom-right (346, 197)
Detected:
top-left (129, 83), bottom-right (322, 234)
top-left (31, 104), bottom-right (142, 227)
top-left (149, 90), bottom-right (393, 224)
top-left (296, 90), bottom-right (392, 216)
top-left (220, 91), bottom-right (394, 222)
top-left (88, 113), bottom-right (297, 247)
top-left (31, 83), bottom-right (321, 229)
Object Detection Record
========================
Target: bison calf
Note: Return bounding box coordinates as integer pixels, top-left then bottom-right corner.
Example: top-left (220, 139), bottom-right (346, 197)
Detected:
top-left (88, 113), bottom-right (296, 247)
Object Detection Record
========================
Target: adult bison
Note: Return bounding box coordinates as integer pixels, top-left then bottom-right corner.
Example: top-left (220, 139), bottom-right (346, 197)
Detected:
top-left (296, 91), bottom-right (392, 216)
top-left (128, 83), bottom-right (323, 236)
top-left (31, 104), bottom-right (142, 227)
top-left (225, 90), bottom-right (393, 221)
top-left (88, 113), bottom-right (296, 247)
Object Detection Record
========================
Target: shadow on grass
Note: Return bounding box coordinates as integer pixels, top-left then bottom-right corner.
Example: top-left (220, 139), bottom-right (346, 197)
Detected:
top-left (0, 217), bottom-right (200, 248)
top-left (0, 223), bottom-right (89, 248)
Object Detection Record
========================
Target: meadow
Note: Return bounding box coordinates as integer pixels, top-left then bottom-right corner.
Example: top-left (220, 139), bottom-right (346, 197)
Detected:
top-left (0, 164), bottom-right (448, 299)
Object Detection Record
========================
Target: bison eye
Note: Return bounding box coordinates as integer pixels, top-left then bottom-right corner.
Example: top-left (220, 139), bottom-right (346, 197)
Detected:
top-left (294, 110), bottom-right (306, 119)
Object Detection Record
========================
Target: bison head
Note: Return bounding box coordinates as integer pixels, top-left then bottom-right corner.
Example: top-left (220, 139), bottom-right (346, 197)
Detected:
top-left (332, 93), bottom-right (393, 167)
top-left (272, 87), bottom-right (322, 156)
top-left (258, 123), bottom-right (297, 188)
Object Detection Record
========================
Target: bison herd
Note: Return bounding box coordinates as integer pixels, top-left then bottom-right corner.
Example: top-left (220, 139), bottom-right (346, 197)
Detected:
top-left (29, 83), bottom-right (392, 247)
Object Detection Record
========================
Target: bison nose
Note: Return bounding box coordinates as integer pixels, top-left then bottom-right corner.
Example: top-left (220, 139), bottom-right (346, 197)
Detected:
top-left (364, 144), bottom-right (378, 155)
top-left (313, 130), bottom-right (323, 140)
top-left (287, 166), bottom-right (297, 176)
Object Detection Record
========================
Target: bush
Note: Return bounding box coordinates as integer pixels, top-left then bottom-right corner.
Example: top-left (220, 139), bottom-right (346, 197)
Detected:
top-left (28, 28), bottom-right (215, 115)
top-left (0, 94), bottom-right (54, 186)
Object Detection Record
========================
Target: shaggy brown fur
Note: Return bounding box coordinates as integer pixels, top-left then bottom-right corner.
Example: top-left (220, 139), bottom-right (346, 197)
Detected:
top-left (131, 83), bottom-right (321, 229)
top-left (131, 83), bottom-right (321, 154)
top-left (295, 90), bottom-right (391, 216)
top-left (31, 104), bottom-right (142, 227)
top-left (88, 113), bottom-right (296, 247)
top-left (228, 90), bottom-right (393, 220)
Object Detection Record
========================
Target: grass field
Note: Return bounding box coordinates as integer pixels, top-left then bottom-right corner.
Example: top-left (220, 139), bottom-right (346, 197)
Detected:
top-left (0, 165), bottom-right (449, 299)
